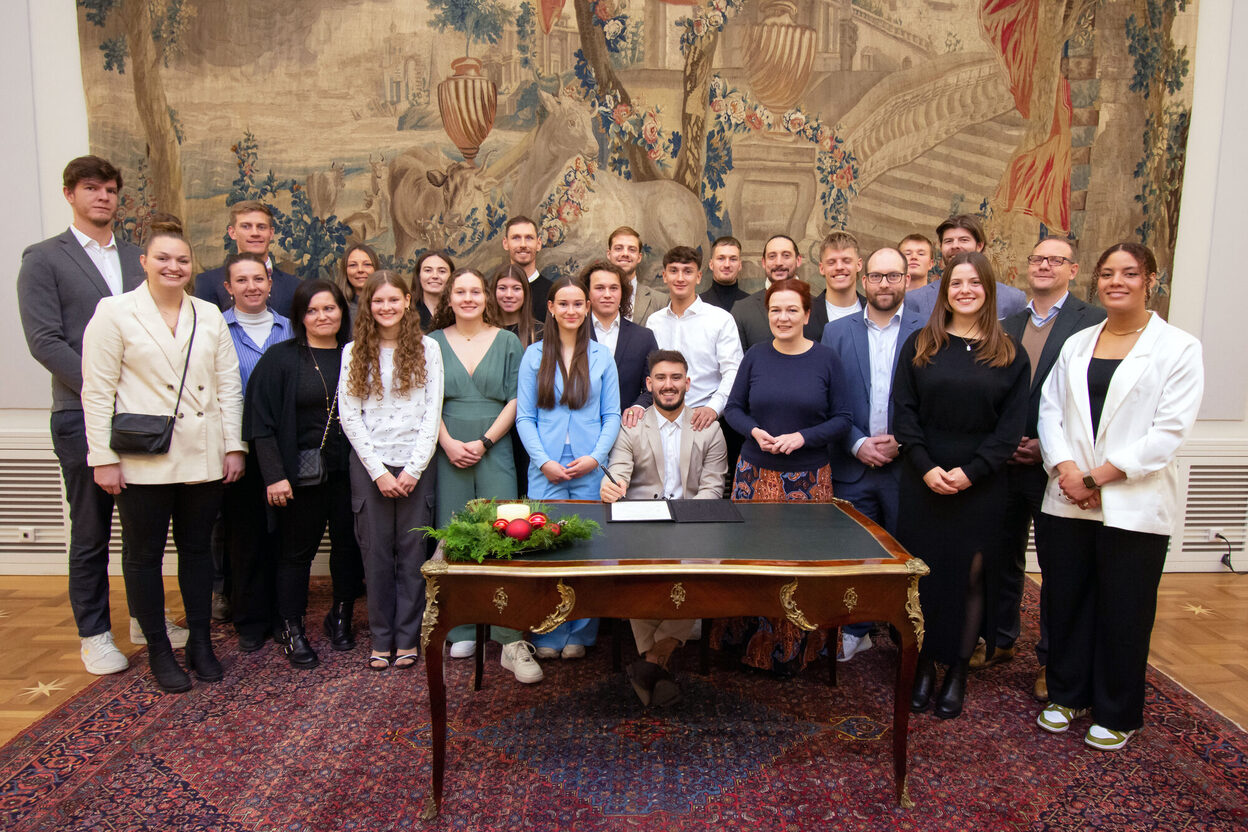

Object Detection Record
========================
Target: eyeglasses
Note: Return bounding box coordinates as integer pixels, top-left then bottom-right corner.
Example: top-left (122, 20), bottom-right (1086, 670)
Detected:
top-left (864, 272), bottom-right (906, 285)
top-left (1027, 255), bottom-right (1073, 267)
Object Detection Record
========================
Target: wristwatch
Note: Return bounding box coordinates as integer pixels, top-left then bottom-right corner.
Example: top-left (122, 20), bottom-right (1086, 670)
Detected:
top-left (1082, 473), bottom-right (1099, 490)
top-left (479, 435), bottom-right (495, 451)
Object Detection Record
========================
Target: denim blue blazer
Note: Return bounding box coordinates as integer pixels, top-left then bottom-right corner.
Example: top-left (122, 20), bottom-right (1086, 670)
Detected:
top-left (516, 340), bottom-right (622, 469)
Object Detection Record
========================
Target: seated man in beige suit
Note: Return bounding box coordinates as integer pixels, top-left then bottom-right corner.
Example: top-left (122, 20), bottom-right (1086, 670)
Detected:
top-left (600, 349), bottom-right (728, 706)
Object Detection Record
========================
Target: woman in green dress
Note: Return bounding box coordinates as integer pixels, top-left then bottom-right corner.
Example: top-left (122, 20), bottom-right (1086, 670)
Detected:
top-left (427, 268), bottom-right (542, 683)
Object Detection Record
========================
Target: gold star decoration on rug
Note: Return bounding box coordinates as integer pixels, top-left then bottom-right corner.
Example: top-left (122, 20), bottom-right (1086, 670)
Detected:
top-left (1181, 602), bottom-right (1215, 616)
top-left (19, 679), bottom-right (68, 701)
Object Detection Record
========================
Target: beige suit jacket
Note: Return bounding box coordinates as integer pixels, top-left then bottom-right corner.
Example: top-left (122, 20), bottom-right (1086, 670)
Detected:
top-left (81, 282), bottom-right (245, 484)
top-left (630, 280), bottom-right (664, 327)
top-left (605, 406), bottom-right (728, 500)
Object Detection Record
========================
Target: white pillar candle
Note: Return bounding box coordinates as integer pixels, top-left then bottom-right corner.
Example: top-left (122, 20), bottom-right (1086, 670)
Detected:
top-left (495, 503), bottom-right (530, 523)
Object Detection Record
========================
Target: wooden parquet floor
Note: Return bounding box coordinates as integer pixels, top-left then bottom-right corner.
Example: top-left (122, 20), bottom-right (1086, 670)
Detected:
top-left (1, 572), bottom-right (1246, 745)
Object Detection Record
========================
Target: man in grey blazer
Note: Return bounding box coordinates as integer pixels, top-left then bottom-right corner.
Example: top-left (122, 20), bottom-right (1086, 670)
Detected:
top-left (608, 225), bottom-right (663, 326)
top-left (17, 156), bottom-right (147, 675)
top-left (601, 349), bottom-right (728, 706)
top-left (994, 237), bottom-right (1106, 699)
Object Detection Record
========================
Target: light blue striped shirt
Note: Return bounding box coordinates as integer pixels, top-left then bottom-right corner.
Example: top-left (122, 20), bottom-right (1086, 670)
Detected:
top-left (224, 308), bottom-right (293, 390)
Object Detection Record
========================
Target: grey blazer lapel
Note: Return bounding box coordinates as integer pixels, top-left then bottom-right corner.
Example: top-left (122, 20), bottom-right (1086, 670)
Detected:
top-left (58, 231), bottom-right (115, 299)
top-left (678, 408), bottom-right (695, 495)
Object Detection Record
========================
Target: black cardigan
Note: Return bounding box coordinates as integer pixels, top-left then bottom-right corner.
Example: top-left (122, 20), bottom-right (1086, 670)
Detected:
top-left (243, 339), bottom-right (350, 486)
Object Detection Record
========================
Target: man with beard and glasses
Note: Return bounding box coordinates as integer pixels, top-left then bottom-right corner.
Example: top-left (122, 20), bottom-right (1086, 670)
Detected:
top-left (601, 350), bottom-right (728, 706)
top-left (821, 247), bottom-right (924, 661)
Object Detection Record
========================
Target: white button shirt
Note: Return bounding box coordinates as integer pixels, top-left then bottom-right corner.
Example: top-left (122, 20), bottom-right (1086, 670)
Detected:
top-left (645, 297), bottom-right (742, 415)
top-left (656, 409), bottom-right (684, 499)
top-left (592, 313), bottom-right (621, 356)
top-left (69, 225), bottom-right (124, 296)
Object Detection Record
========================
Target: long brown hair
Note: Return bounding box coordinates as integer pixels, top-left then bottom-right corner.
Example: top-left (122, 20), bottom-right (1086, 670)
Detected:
top-left (347, 271), bottom-right (428, 398)
top-left (536, 276), bottom-right (592, 410)
top-left (912, 251), bottom-right (1015, 368)
top-left (336, 243), bottom-right (380, 302)
top-left (429, 268), bottom-right (501, 330)
top-left (489, 264), bottom-right (539, 346)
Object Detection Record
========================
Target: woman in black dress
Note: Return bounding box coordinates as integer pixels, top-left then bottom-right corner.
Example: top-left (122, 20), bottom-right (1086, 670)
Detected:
top-left (244, 279), bottom-right (363, 667)
top-left (893, 251), bottom-right (1028, 718)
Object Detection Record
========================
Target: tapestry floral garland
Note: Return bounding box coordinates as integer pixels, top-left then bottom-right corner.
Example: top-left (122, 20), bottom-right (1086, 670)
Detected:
top-left (704, 76), bottom-right (861, 233)
top-left (536, 152), bottom-right (599, 247)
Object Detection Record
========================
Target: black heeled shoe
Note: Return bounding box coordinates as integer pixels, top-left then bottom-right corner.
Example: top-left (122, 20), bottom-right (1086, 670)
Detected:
top-left (280, 618), bottom-right (320, 669)
top-left (934, 660), bottom-right (969, 719)
top-left (323, 600), bottom-right (356, 651)
top-left (910, 654), bottom-right (937, 713)
top-left (186, 628), bottom-right (223, 682)
top-left (147, 636), bottom-right (192, 693)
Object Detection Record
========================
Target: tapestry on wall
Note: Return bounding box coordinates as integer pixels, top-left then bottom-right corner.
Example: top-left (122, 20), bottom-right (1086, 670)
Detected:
top-left (75, 0), bottom-right (1197, 310)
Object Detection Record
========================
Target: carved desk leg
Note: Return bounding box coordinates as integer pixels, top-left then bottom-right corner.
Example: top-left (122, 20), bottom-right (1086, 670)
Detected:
top-left (420, 563), bottom-right (449, 821)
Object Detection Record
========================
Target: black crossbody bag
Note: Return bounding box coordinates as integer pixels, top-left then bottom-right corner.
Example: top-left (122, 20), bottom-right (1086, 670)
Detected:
top-left (109, 305), bottom-right (197, 455)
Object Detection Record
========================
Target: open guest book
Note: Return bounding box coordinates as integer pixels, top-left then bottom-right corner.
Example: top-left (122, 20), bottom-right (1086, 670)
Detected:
top-left (607, 498), bottom-right (744, 523)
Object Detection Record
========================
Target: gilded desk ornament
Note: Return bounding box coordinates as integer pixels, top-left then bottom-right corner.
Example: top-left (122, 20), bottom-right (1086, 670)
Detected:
top-left (492, 587), bottom-right (509, 614)
top-left (531, 579), bottom-right (576, 634)
top-left (419, 574), bottom-right (442, 653)
top-left (901, 776), bottom-right (913, 809)
top-left (779, 579), bottom-right (817, 631)
top-left (906, 575), bottom-right (925, 652)
top-left (843, 586), bottom-right (858, 613)
top-left (904, 556), bottom-right (929, 576)
top-left (420, 791), bottom-right (439, 821)
top-left (670, 582), bottom-right (687, 608)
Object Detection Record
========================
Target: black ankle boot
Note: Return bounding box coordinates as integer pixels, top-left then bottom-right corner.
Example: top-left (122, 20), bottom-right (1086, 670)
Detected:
top-left (147, 635), bottom-right (192, 693)
top-left (934, 660), bottom-right (969, 719)
top-left (910, 653), bottom-right (937, 713)
top-left (281, 618), bottom-right (319, 669)
top-left (186, 627), bottom-right (223, 682)
top-left (323, 600), bottom-right (356, 651)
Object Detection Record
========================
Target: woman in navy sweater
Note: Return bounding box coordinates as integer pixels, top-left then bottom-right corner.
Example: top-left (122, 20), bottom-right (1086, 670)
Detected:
top-left (720, 278), bottom-right (851, 672)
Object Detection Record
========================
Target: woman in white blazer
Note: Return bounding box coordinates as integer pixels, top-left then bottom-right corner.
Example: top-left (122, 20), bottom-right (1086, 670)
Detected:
top-left (1034, 242), bottom-right (1203, 750)
top-left (81, 221), bottom-right (245, 693)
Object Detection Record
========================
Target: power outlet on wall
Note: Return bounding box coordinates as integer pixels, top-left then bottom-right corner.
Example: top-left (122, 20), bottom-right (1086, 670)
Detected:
top-left (1205, 527), bottom-right (1224, 542)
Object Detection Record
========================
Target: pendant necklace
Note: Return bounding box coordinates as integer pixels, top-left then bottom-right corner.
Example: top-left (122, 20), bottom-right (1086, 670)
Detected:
top-left (1106, 323), bottom-right (1147, 336)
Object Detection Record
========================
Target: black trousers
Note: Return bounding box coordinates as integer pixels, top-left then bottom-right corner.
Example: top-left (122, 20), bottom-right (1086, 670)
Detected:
top-left (274, 470), bottom-right (363, 619)
top-left (114, 480), bottom-right (223, 639)
top-left (50, 409), bottom-right (126, 637)
top-left (1039, 513), bottom-right (1169, 731)
top-left (1001, 463), bottom-right (1048, 660)
top-left (223, 456), bottom-right (279, 639)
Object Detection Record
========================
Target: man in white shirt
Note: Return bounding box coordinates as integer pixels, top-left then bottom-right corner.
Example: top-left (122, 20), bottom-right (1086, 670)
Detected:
top-left (899, 233), bottom-right (936, 293)
top-left (601, 350), bottom-right (728, 705)
top-left (607, 225), bottom-right (663, 325)
top-left (646, 247), bottom-right (742, 432)
top-left (18, 156), bottom-right (150, 675)
top-left (821, 247), bottom-right (924, 661)
top-left (502, 215), bottom-right (551, 321)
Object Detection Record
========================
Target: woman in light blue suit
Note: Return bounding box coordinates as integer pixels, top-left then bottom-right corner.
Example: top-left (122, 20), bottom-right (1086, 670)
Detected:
top-left (516, 275), bottom-right (621, 657)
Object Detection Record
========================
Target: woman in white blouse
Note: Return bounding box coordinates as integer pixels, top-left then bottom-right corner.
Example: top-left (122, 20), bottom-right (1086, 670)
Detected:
top-left (1034, 242), bottom-right (1203, 750)
top-left (339, 271), bottom-right (443, 671)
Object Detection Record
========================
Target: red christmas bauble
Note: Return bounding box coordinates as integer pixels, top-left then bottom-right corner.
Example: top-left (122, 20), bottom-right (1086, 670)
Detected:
top-left (549, 522), bottom-right (562, 537)
top-left (505, 518), bottom-right (533, 540)
top-left (492, 519), bottom-right (509, 532)
top-left (528, 512), bottom-right (548, 529)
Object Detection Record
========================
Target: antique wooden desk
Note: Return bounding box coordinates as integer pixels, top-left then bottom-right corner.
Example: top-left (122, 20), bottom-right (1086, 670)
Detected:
top-left (418, 500), bottom-right (928, 820)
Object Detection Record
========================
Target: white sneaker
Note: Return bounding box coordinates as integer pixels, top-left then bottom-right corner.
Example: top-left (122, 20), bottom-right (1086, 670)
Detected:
top-left (129, 614), bottom-right (189, 649)
top-left (561, 644), bottom-right (586, 659)
top-left (449, 640), bottom-right (476, 659)
top-left (501, 641), bottom-right (544, 684)
top-left (1085, 723), bottom-right (1138, 750)
top-left (81, 632), bottom-right (128, 675)
top-left (534, 646), bottom-right (560, 659)
top-left (838, 632), bottom-right (873, 662)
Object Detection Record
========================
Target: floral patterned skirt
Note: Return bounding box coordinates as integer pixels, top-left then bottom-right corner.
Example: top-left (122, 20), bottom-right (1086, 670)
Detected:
top-left (713, 458), bottom-right (834, 673)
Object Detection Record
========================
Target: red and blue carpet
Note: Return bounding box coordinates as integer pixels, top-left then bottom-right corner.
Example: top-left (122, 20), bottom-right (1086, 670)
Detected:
top-left (1, 585), bottom-right (1244, 831)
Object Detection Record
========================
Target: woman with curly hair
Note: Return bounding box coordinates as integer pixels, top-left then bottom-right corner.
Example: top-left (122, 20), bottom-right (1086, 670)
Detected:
top-left (339, 271), bottom-right (443, 670)
top-left (335, 243), bottom-right (380, 320)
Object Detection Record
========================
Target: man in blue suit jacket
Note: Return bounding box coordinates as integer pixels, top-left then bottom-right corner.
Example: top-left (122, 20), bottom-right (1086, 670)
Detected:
top-left (821, 247), bottom-right (925, 661)
top-left (584, 260), bottom-right (658, 428)
top-left (193, 200), bottom-right (300, 317)
top-left (906, 214), bottom-right (1027, 323)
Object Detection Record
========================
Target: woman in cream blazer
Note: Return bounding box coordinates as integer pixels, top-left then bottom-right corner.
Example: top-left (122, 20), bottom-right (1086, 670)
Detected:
top-left (81, 223), bottom-right (245, 694)
top-left (1035, 242), bottom-right (1203, 750)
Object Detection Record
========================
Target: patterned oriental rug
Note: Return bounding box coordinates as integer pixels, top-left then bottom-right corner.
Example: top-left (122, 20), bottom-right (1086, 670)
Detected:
top-left (1, 584), bottom-right (1244, 832)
